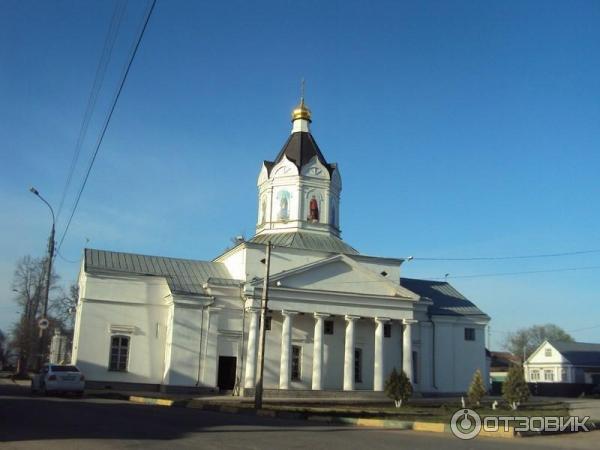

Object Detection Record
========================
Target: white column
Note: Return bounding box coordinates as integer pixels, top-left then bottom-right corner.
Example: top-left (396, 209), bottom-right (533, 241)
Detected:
top-left (312, 313), bottom-right (328, 390)
top-left (373, 317), bottom-right (390, 391)
top-left (244, 307), bottom-right (260, 389)
top-left (343, 315), bottom-right (359, 391)
top-left (403, 319), bottom-right (417, 383)
top-left (279, 311), bottom-right (297, 389)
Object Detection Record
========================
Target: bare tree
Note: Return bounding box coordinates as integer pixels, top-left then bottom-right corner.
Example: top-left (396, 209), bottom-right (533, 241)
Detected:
top-left (10, 256), bottom-right (61, 374)
top-left (50, 284), bottom-right (78, 333)
top-left (0, 329), bottom-right (10, 369)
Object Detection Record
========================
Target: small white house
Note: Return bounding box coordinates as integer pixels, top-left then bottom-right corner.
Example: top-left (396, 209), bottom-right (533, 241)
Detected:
top-left (71, 98), bottom-right (490, 395)
top-left (524, 340), bottom-right (600, 385)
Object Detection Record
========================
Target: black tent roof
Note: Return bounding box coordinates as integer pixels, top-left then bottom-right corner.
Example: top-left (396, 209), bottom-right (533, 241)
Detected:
top-left (267, 131), bottom-right (336, 175)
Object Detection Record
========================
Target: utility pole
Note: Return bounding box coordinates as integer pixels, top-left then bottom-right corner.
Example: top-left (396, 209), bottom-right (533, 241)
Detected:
top-left (30, 187), bottom-right (55, 371)
top-left (254, 242), bottom-right (272, 409)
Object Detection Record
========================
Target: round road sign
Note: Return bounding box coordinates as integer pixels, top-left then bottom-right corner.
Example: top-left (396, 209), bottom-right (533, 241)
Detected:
top-left (38, 318), bottom-right (49, 330)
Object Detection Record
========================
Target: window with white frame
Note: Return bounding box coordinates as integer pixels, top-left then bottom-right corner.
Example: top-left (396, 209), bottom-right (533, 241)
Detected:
top-left (560, 368), bottom-right (567, 381)
top-left (544, 369), bottom-right (554, 381)
top-left (464, 328), bottom-right (475, 341)
top-left (530, 370), bottom-right (540, 381)
top-left (545, 348), bottom-right (552, 357)
top-left (109, 335), bottom-right (129, 372)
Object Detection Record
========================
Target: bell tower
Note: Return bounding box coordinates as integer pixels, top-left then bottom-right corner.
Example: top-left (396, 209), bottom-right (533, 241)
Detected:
top-left (255, 94), bottom-right (342, 237)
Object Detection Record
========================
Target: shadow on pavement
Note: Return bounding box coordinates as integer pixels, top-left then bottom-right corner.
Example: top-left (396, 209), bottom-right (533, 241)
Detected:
top-left (0, 383), bottom-right (364, 443)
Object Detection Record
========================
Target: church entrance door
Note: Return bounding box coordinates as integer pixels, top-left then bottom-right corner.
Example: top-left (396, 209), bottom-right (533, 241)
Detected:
top-left (217, 356), bottom-right (237, 390)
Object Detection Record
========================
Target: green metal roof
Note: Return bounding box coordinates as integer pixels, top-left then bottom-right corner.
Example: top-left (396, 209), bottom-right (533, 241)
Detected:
top-left (548, 341), bottom-right (600, 367)
top-left (249, 231), bottom-right (359, 255)
top-left (400, 277), bottom-right (488, 318)
top-left (84, 248), bottom-right (234, 296)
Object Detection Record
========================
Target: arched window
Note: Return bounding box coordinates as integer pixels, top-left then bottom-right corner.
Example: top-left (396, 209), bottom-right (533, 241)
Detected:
top-left (109, 335), bottom-right (130, 372)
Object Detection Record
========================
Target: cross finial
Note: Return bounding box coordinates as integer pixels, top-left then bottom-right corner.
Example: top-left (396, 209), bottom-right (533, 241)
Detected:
top-left (300, 78), bottom-right (305, 103)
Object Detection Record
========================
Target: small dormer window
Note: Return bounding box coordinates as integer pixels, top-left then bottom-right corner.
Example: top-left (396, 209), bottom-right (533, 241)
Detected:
top-left (545, 348), bottom-right (552, 357)
top-left (380, 271), bottom-right (388, 277)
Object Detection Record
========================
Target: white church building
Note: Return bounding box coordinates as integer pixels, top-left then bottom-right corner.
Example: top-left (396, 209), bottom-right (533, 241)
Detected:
top-left (72, 98), bottom-right (490, 395)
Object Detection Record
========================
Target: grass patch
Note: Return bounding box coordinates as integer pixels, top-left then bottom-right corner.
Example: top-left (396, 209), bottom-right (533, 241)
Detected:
top-left (252, 400), bottom-right (569, 423)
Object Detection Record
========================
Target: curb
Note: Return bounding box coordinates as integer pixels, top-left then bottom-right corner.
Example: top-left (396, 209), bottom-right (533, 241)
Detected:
top-left (124, 395), bottom-right (598, 439)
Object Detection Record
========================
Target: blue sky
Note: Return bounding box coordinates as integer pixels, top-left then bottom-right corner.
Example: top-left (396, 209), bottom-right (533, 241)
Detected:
top-left (1, 0), bottom-right (599, 349)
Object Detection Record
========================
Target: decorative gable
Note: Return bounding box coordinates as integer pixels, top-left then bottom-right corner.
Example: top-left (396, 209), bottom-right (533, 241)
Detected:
top-left (271, 155), bottom-right (299, 179)
top-left (301, 156), bottom-right (331, 180)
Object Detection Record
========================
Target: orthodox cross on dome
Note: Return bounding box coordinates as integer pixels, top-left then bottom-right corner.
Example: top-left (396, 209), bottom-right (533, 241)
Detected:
top-left (291, 79), bottom-right (311, 124)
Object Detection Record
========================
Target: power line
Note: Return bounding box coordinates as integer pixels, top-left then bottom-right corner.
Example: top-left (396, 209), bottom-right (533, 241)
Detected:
top-left (56, 0), bottom-right (127, 223)
top-left (56, 250), bottom-right (80, 264)
top-left (57, 0), bottom-right (157, 252)
top-left (431, 265), bottom-right (600, 280)
top-left (411, 249), bottom-right (600, 261)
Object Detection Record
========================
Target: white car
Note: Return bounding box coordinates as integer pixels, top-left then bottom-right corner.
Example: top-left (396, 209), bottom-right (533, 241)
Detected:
top-left (31, 364), bottom-right (85, 396)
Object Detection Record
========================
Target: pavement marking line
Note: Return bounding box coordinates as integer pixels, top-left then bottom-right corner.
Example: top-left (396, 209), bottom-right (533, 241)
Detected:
top-left (356, 418), bottom-right (385, 427)
top-left (129, 396), bottom-right (174, 407)
top-left (413, 421), bottom-right (446, 433)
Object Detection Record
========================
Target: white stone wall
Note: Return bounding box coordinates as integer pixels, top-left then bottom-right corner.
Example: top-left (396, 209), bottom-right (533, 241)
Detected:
top-left (72, 272), bottom-right (170, 385)
top-left (430, 318), bottom-right (487, 392)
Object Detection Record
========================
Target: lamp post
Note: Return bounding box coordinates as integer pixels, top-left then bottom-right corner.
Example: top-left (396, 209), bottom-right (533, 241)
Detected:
top-left (30, 187), bottom-right (55, 370)
top-left (254, 241), bottom-right (272, 409)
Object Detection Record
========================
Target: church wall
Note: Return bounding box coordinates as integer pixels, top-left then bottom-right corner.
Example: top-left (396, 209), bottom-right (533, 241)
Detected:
top-left (73, 298), bottom-right (169, 385)
top-left (418, 322), bottom-right (434, 391)
top-left (433, 321), bottom-right (455, 392)
top-left (432, 318), bottom-right (487, 393)
top-left (83, 273), bottom-right (171, 305)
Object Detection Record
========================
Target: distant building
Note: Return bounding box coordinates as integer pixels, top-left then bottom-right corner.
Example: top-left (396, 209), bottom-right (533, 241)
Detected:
top-left (489, 351), bottom-right (521, 383)
top-left (524, 340), bottom-right (600, 385)
top-left (71, 98), bottom-right (490, 394)
top-left (50, 330), bottom-right (69, 365)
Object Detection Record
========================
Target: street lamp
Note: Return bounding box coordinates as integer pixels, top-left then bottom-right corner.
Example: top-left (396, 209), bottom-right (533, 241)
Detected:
top-left (30, 187), bottom-right (55, 369)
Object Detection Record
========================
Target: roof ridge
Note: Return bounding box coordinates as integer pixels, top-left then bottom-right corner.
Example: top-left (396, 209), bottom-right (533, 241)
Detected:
top-left (85, 247), bottom-right (218, 265)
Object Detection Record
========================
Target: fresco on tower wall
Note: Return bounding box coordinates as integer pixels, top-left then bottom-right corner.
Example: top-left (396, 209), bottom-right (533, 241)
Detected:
top-left (308, 195), bottom-right (319, 222)
top-left (277, 190), bottom-right (291, 221)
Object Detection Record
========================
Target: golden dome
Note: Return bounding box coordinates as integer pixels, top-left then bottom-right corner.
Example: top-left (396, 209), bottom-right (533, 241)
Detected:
top-left (291, 98), bottom-right (312, 122)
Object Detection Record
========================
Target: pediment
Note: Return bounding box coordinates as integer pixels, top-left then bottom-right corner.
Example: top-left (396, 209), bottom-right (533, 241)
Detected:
top-left (266, 254), bottom-right (418, 299)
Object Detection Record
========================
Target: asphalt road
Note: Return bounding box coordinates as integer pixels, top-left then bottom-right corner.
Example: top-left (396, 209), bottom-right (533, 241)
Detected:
top-left (0, 382), bottom-right (597, 450)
